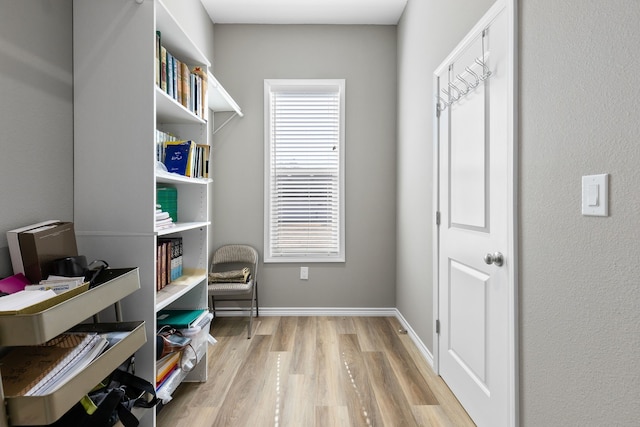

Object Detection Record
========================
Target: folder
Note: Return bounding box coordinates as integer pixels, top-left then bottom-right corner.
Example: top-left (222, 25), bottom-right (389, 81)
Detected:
top-left (156, 309), bottom-right (207, 329)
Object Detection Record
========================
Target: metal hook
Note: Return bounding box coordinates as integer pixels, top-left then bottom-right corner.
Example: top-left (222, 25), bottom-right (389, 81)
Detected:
top-left (455, 74), bottom-right (472, 94)
top-left (437, 96), bottom-right (449, 112)
top-left (464, 66), bottom-right (480, 88)
top-left (448, 82), bottom-right (463, 100)
top-left (475, 58), bottom-right (492, 80)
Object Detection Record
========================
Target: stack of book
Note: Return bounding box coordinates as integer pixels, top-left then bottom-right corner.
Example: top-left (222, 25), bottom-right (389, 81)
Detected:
top-left (156, 237), bottom-right (183, 291)
top-left (162, 140), bottom-right (210, 179)
top-left (155, 31), bottom-right (207, 120)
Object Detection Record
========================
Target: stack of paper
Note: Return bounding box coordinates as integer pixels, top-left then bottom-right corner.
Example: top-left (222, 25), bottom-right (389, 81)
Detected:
top-left (0, 289), bottom-right (57, 313)
top-left (155, 205), bottom-right (175, 230)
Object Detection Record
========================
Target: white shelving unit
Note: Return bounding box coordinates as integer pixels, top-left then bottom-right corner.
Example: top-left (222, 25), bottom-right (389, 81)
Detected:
top-left (72, 1), bottom-right (241, 425)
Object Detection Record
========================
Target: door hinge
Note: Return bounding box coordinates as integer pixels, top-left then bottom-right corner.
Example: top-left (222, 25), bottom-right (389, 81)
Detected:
top-left (436, 103), bottom-right (441, 118)
top-left (436, 211), bottom-right (441, 226)
top-left (436, 319), bottom-right (440, 334)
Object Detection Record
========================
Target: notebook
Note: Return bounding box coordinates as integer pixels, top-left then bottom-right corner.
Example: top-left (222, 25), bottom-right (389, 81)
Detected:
top-left (0, 333), bottom-right (95, 397)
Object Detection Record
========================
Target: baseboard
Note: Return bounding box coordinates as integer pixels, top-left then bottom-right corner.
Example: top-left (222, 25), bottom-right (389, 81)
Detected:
top-left (393, 309), bottom-right (434, 368)
top-left (213, 306), bottom-right (434, 368)
top-left (257, 307), bottom-right (398, 316)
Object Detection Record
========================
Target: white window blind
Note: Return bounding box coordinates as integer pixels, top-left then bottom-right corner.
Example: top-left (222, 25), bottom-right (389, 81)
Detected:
top-left (264, 79), bottom-right (345, 262)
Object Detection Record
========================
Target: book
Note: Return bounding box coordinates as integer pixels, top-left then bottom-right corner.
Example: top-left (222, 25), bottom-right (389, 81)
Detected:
top-left (181, 62), bottom-right (190, 109)
top-left (157, 309), bottom-right (208, 329)
top-left (166, 51), bottom-right (173, 98)
top-left (155, 351), bottom-right (180, 386)
top-left (155, 31), bottom-right (161, 86)
top-left (163, 140), bottom-right (194, 176)
top-left (160, 46), bottom-right (167, 92)
top-left (197, 144), bottom-right (210, 178)
top-left (6, 220), bottom-right (61, 275)
top-left (159, 237), bottom-right (183, 282)
top-left (29, 334), bottom-right (108, 396)
top-left (0, 333), bottom-right (95, 397)
top-left (191, 66), bottom-right (208, 118)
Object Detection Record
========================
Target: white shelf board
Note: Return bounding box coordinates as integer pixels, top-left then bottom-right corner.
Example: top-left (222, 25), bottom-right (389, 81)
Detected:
top-left (156, 170), bottom-right (211, 185)
top-left (155, 269), bottom-right (208, 310)
top-left (156, 221), bottom-right (210, 236)
top-left (156, 0), bottom-right (210, 67)
top-left (208, 72), bottom-right (243, 116)
top-left (156, 88), bottom-right (207, 124)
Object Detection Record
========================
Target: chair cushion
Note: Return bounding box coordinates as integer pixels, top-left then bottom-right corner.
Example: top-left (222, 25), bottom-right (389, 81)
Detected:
top-left (208, 279), bottom-right (254, 295)
top-left (208, 268), bottom-right (250, 283)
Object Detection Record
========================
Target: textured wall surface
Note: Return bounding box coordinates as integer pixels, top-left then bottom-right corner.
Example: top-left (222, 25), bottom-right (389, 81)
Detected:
top-left (519, 1), bottom-right (640, 424)
top-left (212, 24), bottom-right (398, 308)
top-left (0, 0), bottom-right (74, 277)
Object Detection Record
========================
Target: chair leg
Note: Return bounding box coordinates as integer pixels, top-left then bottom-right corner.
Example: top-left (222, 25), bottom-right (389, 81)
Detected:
top-left (247, 287), bottom-right (255, 339)
top-left (255, 281), bottom-right (259, 318)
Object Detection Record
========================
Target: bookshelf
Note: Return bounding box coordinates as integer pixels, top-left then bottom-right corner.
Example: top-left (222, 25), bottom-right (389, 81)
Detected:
top-left (72, 1), bottom-right (239, 425)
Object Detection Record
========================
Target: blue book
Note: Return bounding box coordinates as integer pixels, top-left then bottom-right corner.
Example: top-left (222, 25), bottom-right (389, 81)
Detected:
top-left (163, 141), bottom-right (192, 175)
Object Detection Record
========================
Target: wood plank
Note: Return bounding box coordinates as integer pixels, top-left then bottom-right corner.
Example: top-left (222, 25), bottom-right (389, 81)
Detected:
top-left (271, 316), bottom-right (297, 351)
top-left (362, 351), bottom-right (420, 426)
top-left (280, 374), bottom-right (314, 427)
top-left (315, 405), bottom-right (351, 427)
top-left (412, 405), bottom-right (456, 427)
top-left (315, 316), bottom-right (347, 406)
top-left (338, 334), bottom-right (384, 427)
top-left (290, 316), bottom-right (317, 375)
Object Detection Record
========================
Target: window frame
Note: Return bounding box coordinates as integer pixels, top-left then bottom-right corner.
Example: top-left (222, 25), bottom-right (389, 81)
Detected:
top-left (263, 79), bottom-right (346, 263)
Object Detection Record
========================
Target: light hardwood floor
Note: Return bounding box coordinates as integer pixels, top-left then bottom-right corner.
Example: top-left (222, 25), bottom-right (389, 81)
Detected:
top-left (156, 316), bottom-right (475, 427)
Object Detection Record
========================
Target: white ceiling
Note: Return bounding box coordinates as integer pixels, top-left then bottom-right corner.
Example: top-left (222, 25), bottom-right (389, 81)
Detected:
top-left (200, 0), bottom-right (408, 25)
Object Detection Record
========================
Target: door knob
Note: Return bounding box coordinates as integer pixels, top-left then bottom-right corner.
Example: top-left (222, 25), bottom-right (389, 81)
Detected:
top-left (484, 252), bottom-right (504, 267)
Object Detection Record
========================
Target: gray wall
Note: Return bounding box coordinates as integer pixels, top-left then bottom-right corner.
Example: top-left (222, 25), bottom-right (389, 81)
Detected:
top-left (519, 1), bottom-right (640, 425)
top-left (396, 0), bottom-right (494, 350)
top-left (398, 0), bottom-right (640, 425)
top-left (0, 0), bottom-right (74, 278)
top-left (163, 0), bottom-right (215, 62)
top-left (211, 24), bottom-right (397, 308)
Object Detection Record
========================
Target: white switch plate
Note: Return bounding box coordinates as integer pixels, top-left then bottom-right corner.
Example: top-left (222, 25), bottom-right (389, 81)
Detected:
top-left (582, 174), bottom-right (608, 216)
top-left (300, 266), bottom-right (309, 280)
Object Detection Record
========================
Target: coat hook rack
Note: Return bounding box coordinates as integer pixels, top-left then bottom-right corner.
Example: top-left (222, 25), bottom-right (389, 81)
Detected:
top-left (436, 28), bottom-right (491, 114)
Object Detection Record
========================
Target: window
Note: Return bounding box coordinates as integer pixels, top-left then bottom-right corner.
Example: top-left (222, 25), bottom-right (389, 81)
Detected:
top-left (264, 79), bottom-right (345, 263)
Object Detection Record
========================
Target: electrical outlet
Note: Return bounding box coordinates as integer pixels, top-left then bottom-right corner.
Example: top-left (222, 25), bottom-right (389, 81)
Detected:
top-left (300, 266), bottom-right (309, 280)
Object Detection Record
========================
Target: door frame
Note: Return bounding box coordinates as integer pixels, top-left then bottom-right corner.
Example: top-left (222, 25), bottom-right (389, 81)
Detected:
top-left (432, 0), bottom-right (519, 425)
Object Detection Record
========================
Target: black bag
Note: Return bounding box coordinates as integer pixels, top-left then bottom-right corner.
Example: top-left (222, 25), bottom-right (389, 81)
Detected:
top-left (51, 365), bottom-right (158, 427)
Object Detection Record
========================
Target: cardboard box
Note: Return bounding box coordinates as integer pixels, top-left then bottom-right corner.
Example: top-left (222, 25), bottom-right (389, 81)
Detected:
top-left (18, 222), bottom-right (78, 283)
top-left (6, 220), bottom-right (61, 275)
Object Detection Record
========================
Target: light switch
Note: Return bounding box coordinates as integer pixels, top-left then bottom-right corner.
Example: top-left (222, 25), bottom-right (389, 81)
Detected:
top-left (587, 184), bottom-right (599, 206)
top-left (582, 174), bottom-right (608, 216)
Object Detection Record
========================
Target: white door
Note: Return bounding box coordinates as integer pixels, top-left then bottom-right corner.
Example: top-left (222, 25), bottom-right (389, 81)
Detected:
top-left (434, 2), bottom-right (516, 426)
